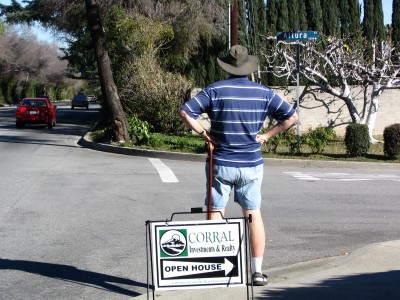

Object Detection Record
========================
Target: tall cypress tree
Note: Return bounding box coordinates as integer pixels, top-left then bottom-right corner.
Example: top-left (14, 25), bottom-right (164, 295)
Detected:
top-left (287, 0), bottom-right (299, 31)
top-left (266, 0), bottom-right (278, 34)
top-left (362, 0), bottom-right (376, 41)
top-left (321, 0), bottom-right (339, 36)
top-left (298, 0), bottom-right (308, 31)
top-left (238, 0), bottom-right (247, 47)
top-left (339, 0), bottom-right (351, 37)
top-left (339, 0), bottom-right (361, 39)
top-left (305, 0), bottom-right (323, 32)
top-left (393, 0), bottom-right (400, 47)
top-left (348, 0), bottom-right (361, 35)
top-left (373, 0), bottom-right (385, 42)
top-left (276, 0), bottom-right (289, 31)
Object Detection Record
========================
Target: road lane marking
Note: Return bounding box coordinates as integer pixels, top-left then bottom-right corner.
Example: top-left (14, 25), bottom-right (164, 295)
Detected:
top-left (284, 172), bottom-right (400, 182)
top-left (149, 158), bottom-right (179, 183)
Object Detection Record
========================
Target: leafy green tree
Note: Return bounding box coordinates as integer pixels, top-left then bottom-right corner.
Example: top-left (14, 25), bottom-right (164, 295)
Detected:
top-left (105, 7), bottom-right (189, 134)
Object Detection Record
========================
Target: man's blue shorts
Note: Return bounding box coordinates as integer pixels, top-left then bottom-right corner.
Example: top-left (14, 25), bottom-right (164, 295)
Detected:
top-left (205, 163), bottom-right (264, 210)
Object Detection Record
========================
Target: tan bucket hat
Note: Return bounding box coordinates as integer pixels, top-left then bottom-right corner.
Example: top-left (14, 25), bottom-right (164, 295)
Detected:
top-left (217, 45), bottom-right (259, 75)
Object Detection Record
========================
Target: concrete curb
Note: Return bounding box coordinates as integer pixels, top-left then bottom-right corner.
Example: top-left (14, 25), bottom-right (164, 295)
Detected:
top-left (78, 130), bottom-right (400, 171)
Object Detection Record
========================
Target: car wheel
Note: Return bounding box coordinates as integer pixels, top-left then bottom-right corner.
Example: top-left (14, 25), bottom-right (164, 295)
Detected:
top-left (16, 121), bottom-right (24, 128)
top-left (71, 106), bottom-right (74, 109)
top-left (86, 105), bottom-right (89, 110)
top-left (47, 121), bottom-right (54, 129)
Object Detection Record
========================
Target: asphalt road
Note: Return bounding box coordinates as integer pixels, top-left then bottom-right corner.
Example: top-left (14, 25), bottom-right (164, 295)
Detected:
top-left (1, 103), bottom-right (400, 299)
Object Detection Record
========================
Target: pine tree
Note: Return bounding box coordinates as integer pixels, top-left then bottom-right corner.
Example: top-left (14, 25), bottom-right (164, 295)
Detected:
top-left (393, 0), bottom-right (400, 47)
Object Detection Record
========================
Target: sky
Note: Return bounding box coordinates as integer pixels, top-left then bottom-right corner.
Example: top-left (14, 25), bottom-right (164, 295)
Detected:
top-left (0, 0), bottom-right (395, 45)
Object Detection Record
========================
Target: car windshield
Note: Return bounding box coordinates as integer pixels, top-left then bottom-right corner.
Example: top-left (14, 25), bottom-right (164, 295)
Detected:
top-left (21, 99), bottom-right (47, 107)
top-left (73, 95), bottom-right (87, 101)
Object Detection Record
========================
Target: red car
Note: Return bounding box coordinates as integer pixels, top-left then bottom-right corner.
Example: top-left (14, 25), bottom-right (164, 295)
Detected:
top-left (16, 97), bottom-right (57, 129)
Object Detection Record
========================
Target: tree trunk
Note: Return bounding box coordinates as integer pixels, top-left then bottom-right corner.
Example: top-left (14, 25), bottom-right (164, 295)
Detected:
top-left (85, 0), bottom-right (129, 142)
top-left (365, 83), bottom-right (382, 143)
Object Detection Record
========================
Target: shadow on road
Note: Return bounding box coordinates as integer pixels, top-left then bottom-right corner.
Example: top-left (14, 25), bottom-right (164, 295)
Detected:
top-left (0, 258), bottom-right (147, 297)
top-left (257, 270), bottom-right (400, 300)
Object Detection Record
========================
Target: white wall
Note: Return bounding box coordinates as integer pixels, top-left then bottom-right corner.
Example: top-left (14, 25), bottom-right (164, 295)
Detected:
top-left (192, 86), bottom-right (400, 137)
top-left (274, 86), bottom-right (399, 136)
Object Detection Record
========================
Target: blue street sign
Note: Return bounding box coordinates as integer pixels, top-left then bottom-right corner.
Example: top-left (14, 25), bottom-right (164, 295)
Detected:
top-left (276, 31), bottom-right (319, 41)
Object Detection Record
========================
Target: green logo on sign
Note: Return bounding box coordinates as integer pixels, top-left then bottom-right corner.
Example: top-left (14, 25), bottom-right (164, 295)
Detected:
top-left (160, 229), bottom-right (188, 257)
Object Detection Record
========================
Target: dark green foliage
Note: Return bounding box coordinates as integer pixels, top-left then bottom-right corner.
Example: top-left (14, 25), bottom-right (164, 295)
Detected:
top-left (362, 0), bottom-right (385, 42)
top-left (266, 0), bottom-right (278, 34)
top-left (393, 0), bottom-right (400, 47)
top-left (340, 0), bottom-right (361, 38)
top-left (305, 0), bottom-right (323, 32)
top-left (276, 0), bottom-right (289, 31)
top-left (347, 0), bottom-right (361, 35)
top-left (383, 123), bottom-right (400, 159)
top-left (345, 124), bottom-right (370, 157)
top-left (321, 0), bottom-right (339, 36)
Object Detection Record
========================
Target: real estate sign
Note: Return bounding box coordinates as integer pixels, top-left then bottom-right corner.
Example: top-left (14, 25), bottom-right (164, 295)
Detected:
top-left (150, 219), bottom-right (247, 290)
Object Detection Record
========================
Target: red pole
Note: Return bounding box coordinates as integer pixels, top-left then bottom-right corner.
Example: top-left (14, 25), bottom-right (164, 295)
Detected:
top-left (207, 143), bottom-right (214, 220)
top-left (231, 0), bottom-right (239, 46)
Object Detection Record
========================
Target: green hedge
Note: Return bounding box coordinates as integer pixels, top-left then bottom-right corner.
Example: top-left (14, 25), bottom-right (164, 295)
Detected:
top-left (383, 123), bottom-right (400, 159)
top-left (345, 124), bottom-right (370, 157)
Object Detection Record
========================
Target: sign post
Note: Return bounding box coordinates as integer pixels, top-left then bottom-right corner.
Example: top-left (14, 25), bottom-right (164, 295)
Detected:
top-left (276, 31), bottom-right (319, 153)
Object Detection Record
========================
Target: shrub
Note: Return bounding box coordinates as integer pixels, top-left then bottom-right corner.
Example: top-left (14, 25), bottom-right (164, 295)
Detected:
top-left (345, 124), bottom-right (370, 157)
top-left (303, 126), bottom-right (336, 154)
top-left (260, 126), bottom-right (283, 153)
top-left (127, 115), bottom-right (152, 144)
top-left (283, 128), bottom-right (301, 154)
top-left (383, 123), bottom-right (400, 159)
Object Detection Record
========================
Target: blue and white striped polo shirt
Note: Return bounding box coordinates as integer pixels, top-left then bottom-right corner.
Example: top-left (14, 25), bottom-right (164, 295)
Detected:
top-left (182, 76), bottom-right (295, 167)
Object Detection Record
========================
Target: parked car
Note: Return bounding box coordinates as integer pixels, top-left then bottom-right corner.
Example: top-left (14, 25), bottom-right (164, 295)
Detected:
top-left (16, 97), bottom-right (57, 129)
top-left (71, 93), bottom-right (89, 109)
top-left (86, 95), bottom-right (97, 103)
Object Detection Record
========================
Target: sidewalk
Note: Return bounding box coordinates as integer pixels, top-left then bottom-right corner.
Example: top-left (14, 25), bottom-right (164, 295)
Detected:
top-left (137, 240), bottom-right (400, 300)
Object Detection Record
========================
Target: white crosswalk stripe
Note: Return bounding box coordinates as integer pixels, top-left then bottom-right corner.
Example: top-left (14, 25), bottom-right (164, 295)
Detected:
top-left (284, 171), bottom-right (400, 182)
top-left (149, 158), bottom-right (179, 183)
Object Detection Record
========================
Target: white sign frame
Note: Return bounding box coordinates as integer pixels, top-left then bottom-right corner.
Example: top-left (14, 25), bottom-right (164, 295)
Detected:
top-left (149, 218), bottom-right (247, 290)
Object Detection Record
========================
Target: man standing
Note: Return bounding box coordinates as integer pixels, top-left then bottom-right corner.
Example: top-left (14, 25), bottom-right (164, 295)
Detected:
top-left (179, 45), bottom-right (298, 286)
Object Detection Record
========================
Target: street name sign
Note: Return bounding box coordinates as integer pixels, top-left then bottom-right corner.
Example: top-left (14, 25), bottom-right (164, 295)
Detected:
top-left (150, 219), bottom-right (246, 290)
top-left (276, 31), bottom-right (319, 41)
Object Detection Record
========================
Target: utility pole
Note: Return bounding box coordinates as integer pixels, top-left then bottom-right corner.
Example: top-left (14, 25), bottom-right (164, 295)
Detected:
top-left (231, 0), bottom-right (239, 46)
